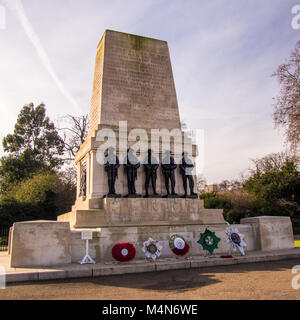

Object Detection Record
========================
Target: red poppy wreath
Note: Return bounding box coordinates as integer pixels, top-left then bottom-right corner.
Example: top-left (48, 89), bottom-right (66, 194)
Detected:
top-left (111, 242), bottom-right (136, 262)
top-left (169, 235), bottom-right (190, 256)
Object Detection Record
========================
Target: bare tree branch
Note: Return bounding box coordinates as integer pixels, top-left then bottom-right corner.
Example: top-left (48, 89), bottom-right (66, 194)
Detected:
top-left (57, 114), bottom-right (89, 163)
top-left (272, 41), bottom-right (300, 155)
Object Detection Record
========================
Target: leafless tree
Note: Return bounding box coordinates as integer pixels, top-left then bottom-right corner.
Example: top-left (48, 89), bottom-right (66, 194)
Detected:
top-left (196, 174), bottom-right (207, 193)
top-left (230, 179), bottom-right (242, 190)
top-left (248, 151), bottom-right (298, 177)
top-left (216, 178), bottom-right (243, 191)
top-left (272, 41), bottom-right (300, 154)
top-left (218, 179), bottom-right (231, 191)
top-left (58, 114), bottom-right (89, 162)
top-left (54, 165), bottom-right (77, 214)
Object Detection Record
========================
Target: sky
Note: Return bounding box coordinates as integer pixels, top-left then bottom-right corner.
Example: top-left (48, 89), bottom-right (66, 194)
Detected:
top-left (0, 0), bottom-right (299, 184)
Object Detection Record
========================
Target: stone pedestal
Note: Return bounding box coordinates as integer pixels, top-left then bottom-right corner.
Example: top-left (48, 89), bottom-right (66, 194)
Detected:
top-left (10, 221), bottom-right (71, 267)
top-left (240, 216), bottom-right (295, 251)
top-left (58, 198), bottom-right (225, 228)
top-left (57, 196), bottom-right (234, 263)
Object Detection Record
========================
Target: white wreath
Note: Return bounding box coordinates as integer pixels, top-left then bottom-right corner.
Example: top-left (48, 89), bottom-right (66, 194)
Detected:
top-left (142, 238), bottom-right (163, 260)
top-left (226, 223), bottom-right (247, 255)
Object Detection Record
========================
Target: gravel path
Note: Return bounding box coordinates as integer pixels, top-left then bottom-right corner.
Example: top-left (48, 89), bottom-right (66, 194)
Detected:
top-left (1, 259), bottom-right (300, 300)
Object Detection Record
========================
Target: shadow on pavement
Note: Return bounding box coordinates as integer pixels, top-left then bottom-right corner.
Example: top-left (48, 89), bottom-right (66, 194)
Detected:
top-left (4, 259), bottom-right (300, 292)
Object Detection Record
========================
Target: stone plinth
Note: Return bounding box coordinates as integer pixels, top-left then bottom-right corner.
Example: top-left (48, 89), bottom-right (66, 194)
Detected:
top-left (240, 216), bottom-right (295, 251)
top-left (10, 221), bottom-right (71, 268)
top-left (57, 198), bottom-right (225, 228)
top-left (78, 224), bottom-right (232, 263)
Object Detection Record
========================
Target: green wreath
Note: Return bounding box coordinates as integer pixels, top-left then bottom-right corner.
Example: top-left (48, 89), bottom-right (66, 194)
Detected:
top-left (198, 228), bottom-right (221, 254)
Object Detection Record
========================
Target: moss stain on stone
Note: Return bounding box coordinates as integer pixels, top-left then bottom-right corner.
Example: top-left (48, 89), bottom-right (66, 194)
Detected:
top-left (129, 34), bottom-right (146, 51)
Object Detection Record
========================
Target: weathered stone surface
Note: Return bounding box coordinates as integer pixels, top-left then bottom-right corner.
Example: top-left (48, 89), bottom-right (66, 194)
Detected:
top-left (58, 198), bottom-right (225, 229)
top-left (240, 216), bottom-right (294, 252)
top-left (95, 223), bottom-right (232, 262)
top-left (38, 270), bottom-right (67, 281)
top-left (156, 260), bottom-right (191, 271)
top-left (93, 262), bottom-right (155, 276)
top-left (87, 30), bottom-right (181, 138)
top-left (10, 221), bottom-right (71, 268)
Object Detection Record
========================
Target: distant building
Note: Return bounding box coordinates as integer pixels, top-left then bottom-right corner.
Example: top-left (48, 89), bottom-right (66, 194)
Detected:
top-left (204, 184), bottom-right (218, 193)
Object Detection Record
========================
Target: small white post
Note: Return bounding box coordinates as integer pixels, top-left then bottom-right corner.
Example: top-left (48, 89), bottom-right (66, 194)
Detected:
top-left (79, 230), bottom-right (95, 264)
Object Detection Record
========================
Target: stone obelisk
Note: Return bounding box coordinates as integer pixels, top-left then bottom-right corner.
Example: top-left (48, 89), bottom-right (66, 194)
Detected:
top-left (74, 30), bottom-right (196, 204)
top-left (88, 29), bottom-right (181, 137)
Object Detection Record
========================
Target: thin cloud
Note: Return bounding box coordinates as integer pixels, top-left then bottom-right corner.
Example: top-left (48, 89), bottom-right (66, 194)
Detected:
top-left (3, 0), bottom-right (81, 115)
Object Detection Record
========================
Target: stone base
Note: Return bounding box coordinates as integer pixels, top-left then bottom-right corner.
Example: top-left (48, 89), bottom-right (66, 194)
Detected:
top-left (181, 194), bottom-right (198, 199)
top-left (162, 194), bottom-right (181, 198)
top-left (69, 220), bottom-right (264, 263)
top-left (124, 194), bottom-right (142, 198)
top-left (70, 223), bottom-right (227, 263)
top-left (10, 221), bottom-right (71, 268)
top-left (143, 194), bottom-right (161, 198)
top-left (105, 194), bottom-right (122, 198)
top-left (240, 216), bottom-right (294, 251)
top-left (9, 215), bottom-right (296, 267)
top-left (58, 198), bottom-right (225, 228)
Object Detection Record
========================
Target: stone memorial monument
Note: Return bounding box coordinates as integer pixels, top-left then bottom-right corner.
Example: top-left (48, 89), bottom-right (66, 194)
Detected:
top-left (8, 30), bottom-right (295, 268)
top-left (57, 30), bottom-right (229, 261)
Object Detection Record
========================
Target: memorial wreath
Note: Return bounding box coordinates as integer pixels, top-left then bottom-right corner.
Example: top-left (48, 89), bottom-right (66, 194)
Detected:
top-left (142, 238), bottom-right (162, 260)
top-left (198, 228), bottom-right (221, 254)
top-left (111, 242), bottom-right (136, 262)
top-left (169, 234), bottom-right (190, 256)
top-left (226, 223), bottom-right (247, 255)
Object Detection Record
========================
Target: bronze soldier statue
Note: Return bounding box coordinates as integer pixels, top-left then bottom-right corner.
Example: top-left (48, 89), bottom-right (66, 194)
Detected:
top-left (104, 147), bottom-right (120, 197)
top-left (79, 165), bottom-right (87, 197)
top-left (124, 148), bottom-right (141, 197)
top-left (161, 150), bottom-right (177, 197)
top-left (143, 149), bottom-right (159, 197)
top-left (179, 151), bottom-right (197, 198)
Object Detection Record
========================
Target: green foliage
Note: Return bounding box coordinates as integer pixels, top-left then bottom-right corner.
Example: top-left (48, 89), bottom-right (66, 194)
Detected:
top-left (13, 171), bottom-right (59, 204)
top-left (3, 103), bottom-right (64, 161)
top-left (0, 103), bottom-right (79, 227)
top-left (200, 191), bottom-right (249, 223)
top-left (201, 161), bottom-right (300, 224)
top-left (200, 192), bottom-right (231, 211)
top-left (244, 161), bottom-right (300, 217)
top-left (0, 170), bottom-right (75, 227)
top-left (0, 103), bottom-right (64, 191)
top-left (0, 237), bottom-right (6, 246)
top-left (0, 153), bottom-right (48, 192)
top-left (0, 196), bottom-right (44, 228)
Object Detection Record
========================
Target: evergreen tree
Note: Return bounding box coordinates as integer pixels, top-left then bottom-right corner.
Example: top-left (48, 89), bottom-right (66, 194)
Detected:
top-left (0, 103), bottom-right (64, 191)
